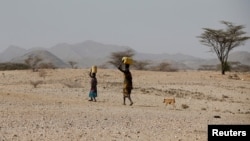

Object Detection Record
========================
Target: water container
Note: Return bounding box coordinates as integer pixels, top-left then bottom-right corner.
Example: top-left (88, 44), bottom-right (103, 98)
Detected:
top-left (91, 65), bottom-right (97, 73)
top-left (122, 57), bottom-right (133, 64)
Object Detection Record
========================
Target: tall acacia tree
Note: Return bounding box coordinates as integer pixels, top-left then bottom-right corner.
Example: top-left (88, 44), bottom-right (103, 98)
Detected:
top-left (198, 21), bottom-right (250, 75)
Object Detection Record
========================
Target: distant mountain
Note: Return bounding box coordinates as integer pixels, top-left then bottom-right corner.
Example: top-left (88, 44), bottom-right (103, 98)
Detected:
top-left (11, 50), bottom-right (69, 68)
top-left (0, 40), bottom-right (249, 70)
top-left (49, 43), bottom-right (83, 62)
top-left (0, 45), bottom-right (27, 62)
top-left (49, 40), bottom-right (132, 67)
top-left (228, 51), bottom-right (250, 66)
top-left (72, 40), bottom-right (132, 58)
top-left (49, 40), bottom-right (132, 59)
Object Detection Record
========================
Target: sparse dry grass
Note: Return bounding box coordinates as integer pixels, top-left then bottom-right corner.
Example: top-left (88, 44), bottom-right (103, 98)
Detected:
top-left (38, 69), bottom-right (47, 78)
top-left (30, 80), bottom-right (43, 88)
top-left (61, 80), bottom-right (83, 88)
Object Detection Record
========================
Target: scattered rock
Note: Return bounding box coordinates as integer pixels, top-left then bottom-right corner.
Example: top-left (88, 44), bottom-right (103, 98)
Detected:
top-left (213, 115), bottom-right (221, 118)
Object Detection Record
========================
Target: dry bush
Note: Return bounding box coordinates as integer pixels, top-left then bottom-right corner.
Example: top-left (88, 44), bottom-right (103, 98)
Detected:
top-left (198, 65), bottom-right (216, 71)
top-left (228, 62), bottom-right (250, 72)
top-left (181, 104), bottom-right (189, 109)
top-left (235, 65), bottom-right (250, 72)
top-left (25, 55), bottom-right (42, 72)
top-left (30, 80), bottom-right (43, 88)
top-left (222, 95), bottom-right (229, 99)
top-left (228, 74), bottom-right (240, 80)
top-left (149, 62), bottom-right (178, 72)
top-left (39, 69), bottom-right (48, 79)
top-left (68, 61), bottom-right (77, 69)
top-left (201, 107), bottom-right (207, 111)
top-left (133, 60), bottom-right (150, 70)
top-left (38, 63), bottom-right (55, 69)
top-left (0, 63), bottom-right (30, 70)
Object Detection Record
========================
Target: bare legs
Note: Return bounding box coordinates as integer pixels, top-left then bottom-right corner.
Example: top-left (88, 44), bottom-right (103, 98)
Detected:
top-left (88, 97), bottom-right (96, 102)
top-left (123, 96), bottom-right (133, 106)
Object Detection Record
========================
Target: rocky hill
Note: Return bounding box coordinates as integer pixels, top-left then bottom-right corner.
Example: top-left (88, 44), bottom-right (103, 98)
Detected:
top-left (10, 50), bottom-right (69, 68)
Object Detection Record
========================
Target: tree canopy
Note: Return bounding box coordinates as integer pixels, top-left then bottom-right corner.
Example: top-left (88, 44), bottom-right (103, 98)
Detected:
top-left (198, 21), bottom-right (250, 74)
top-left (108, 49), bottom-right (135, 67)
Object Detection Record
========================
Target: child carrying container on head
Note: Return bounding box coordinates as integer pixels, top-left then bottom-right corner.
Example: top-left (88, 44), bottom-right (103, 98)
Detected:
top-left (88, 66), bottom-right (98, 102)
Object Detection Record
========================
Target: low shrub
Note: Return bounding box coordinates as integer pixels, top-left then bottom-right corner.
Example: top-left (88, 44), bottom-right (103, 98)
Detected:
top-left (30, 80), bottom-right (43, 88)
top-left (0, 63), bottom-right (30, 70)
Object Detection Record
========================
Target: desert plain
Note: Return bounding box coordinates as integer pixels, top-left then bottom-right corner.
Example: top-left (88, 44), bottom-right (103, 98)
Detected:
top-left (0, 68), bottom-right (250, 141)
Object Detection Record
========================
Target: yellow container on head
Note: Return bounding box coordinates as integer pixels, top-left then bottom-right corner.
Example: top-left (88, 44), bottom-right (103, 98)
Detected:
top-left (122, 57), bottom-right (133, 65)
top-left (91, 65), bottom-right (97, 73)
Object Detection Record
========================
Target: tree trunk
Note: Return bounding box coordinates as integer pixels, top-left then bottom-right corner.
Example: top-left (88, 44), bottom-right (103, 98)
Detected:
top-left (221, 62), bottom-right (226, 75)
top-left (221, 68), bottom-right (225, 75)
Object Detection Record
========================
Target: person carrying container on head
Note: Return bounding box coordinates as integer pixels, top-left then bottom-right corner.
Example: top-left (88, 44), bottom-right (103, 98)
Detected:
top-left (117, 57), bottom-right (133, 106)
top-left (88, 65), bottom-right (98, 102)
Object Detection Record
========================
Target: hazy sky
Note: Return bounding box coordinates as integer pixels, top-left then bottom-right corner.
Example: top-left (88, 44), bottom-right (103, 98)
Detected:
top-left (0, 0), bottom-right (249, 58)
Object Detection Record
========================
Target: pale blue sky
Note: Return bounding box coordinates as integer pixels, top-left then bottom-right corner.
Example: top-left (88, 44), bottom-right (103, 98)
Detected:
top-left (0, 0), bottom-right (249, 58)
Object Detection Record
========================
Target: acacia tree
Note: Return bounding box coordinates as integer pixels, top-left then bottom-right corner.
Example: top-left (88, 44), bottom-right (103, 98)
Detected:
top-left (198, 21), bottom-right (250, 75)
top-left (108, 49), bottom-right (135, 67)
top-left (25, 55), bottom-right (43, 72)
top-left (68, 61), bottom-right (77, 69)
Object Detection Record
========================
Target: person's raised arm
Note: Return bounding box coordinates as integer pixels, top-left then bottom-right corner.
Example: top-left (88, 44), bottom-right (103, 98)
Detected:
top-left (117, 63), bottom-right (125, 73)
top-left (89, 71), bottom-right (93, 78)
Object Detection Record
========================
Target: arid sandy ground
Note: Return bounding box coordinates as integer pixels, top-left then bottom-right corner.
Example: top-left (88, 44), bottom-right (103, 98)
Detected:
top-left (0, 69), bottom-right (250, 141)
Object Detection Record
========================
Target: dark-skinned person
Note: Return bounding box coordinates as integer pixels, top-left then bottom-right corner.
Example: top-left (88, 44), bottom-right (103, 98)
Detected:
top-left (88, 66), bottom-right (98, 102)
top-left (117, 58), bottom-right (133, 106)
